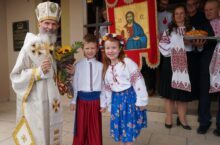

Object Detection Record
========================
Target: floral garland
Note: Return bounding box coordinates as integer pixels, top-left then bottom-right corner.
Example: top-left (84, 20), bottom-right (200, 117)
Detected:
top-left (106, 0), bottom-right (119, 8)
top-left (99, 33), bottom-right (126, 49)
top-left (123, 0), bottom-right (134, 4)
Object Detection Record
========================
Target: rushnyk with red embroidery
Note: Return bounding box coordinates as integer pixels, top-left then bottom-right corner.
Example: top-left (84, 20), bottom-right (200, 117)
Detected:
top-left (159, 27), bottom-right (192, 92)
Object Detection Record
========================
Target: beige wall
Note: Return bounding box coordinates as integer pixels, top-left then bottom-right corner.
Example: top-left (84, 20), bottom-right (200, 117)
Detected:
top-left (61, 0), bottom-right (70, 46)
top-left (7, 0), bottom-right (39, 100)
top-left (0, 0), bottom-right (9, 101)
top-left (69, 0), bottom-right (86, 60)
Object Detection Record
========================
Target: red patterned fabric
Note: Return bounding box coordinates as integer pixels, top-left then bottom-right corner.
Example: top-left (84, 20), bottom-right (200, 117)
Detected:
top-left (210, 86), bottom-right (220, 93)
top-left (169, 27), bottom-right (191, 92)
top-left (130, 70), bottom-right (143, 85)
top-left (171, 48), bottom-right (188, 72)
top-left (111, 65), bottom-right (120, 84)
top-left (209, 18), bottom-right (220, 93)
top-left (209, 44), bottom-right (220, 93)
top-left (171, 47), bottom-right (191, 92)
top-left (210, 47), bottom-right (220, 76)
top-left (73, 98), bottom-right (102, 145)
top-left (160, 34), bottom-right (170, 43)
top-left (104, 83), bottom-right (112, 92)
top-left (106, 0), bottom-right (118, 3)
top-left (210, 18), bottom-right (220, 37)
top-left (171, 81), bottom-right (191, 91)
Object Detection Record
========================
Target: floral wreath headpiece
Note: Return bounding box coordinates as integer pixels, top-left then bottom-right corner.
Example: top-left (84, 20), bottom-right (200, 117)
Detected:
top-left (99, 33), bottom-right (126, 49)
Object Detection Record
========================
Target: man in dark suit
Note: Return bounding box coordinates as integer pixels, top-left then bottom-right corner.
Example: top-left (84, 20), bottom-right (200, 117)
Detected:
top-left (187, 0), bottom-right (207, 29)
top-left (186, 0), bottom-right (208, 103)
top-left (196, 0), bottom-right (220, 136)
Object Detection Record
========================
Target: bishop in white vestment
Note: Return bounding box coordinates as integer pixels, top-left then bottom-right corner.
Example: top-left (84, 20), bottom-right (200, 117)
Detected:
top-left (10, 2), bottom-right (63, 145)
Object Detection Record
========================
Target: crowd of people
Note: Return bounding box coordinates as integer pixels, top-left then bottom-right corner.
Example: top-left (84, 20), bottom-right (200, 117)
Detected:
top-left (10, 0), bottom-right (220, 145)
top-left (158, 0), bottom-right (220, 136)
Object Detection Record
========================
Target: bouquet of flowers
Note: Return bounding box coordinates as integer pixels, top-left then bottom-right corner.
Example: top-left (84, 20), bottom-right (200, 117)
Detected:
top-left (54, 41), bottom-right (82, 99)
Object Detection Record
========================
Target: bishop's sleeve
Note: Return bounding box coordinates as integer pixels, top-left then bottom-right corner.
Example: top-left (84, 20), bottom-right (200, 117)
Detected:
top-left (159, 30), bottom-right (172, 57)
top-left (10, 49), bottom-right (41, 101)
top-left (126, 58), bottom-right (148, 107)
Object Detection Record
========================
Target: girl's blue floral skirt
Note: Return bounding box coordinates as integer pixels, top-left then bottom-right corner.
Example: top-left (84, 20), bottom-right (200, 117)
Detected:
top-left (110, 87), bottom-right (147, 143)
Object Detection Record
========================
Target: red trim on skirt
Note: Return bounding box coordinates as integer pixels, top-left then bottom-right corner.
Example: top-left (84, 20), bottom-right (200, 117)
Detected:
top-left (72, 98), bottom-right (103, 145)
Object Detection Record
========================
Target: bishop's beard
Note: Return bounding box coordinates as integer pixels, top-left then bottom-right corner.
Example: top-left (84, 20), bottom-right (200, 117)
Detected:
top-left (39, 27), bottom-right (58, 44)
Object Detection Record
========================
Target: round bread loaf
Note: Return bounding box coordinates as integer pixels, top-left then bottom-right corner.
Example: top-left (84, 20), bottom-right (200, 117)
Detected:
top-left (185, 30), bottom-right (208, 36)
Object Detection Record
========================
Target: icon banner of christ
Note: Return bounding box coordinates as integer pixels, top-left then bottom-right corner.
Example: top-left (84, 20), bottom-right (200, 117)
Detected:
top-left (106, 0), bottom-right (159, 68)
top-left (114, 2), bottom-right (150, 50)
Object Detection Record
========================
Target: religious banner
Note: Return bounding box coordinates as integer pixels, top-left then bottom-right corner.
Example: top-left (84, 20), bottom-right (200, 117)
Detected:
top-left (106, 0), bottom-right (159, 68)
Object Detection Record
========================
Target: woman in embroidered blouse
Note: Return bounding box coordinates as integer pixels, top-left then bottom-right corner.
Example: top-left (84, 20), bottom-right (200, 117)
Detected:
top-left (158, 4), bottom-right (194, 130)
top-left (100, 33), bottom-right (148, 145)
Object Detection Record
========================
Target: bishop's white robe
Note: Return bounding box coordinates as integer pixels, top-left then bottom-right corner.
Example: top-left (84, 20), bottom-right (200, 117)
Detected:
top-left (10, 33), bottom-right (63, 145)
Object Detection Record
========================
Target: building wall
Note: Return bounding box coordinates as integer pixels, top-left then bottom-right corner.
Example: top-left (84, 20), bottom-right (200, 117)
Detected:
top-left (0, 0), bottom-right (9, 101)
top-left (6, 0), bottom-right (40, 100)
top-left (69, 0), bottom-right (87, 60)
top-left (61, 0), bottom-right (70, 46)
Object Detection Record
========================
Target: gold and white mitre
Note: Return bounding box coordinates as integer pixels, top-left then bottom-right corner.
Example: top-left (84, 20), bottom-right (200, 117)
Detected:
top-left (35, 1), bottom-right (61, 22)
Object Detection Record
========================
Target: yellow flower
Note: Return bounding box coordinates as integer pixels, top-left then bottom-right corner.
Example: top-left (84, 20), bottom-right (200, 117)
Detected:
top-left (57, 45), bottom-right (71, 54)
top-left (103, 36), bottom-right (107, 41)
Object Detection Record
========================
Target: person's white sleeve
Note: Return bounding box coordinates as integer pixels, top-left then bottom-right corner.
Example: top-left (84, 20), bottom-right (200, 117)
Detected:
top-left (100, 81), bottom-right (107, 108)
top-left (126, 59), bottom-right (149, 106)
top-left (70, 64), bottom-right (78, 104)
top-left (100, 80), bottom-right (112, 111)
top-left (159, 30), bottom-right (172, 57)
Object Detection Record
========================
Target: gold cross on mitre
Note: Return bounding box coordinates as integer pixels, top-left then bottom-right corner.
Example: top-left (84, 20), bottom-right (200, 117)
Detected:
top-left (52, 99), bottom-right (60, 113)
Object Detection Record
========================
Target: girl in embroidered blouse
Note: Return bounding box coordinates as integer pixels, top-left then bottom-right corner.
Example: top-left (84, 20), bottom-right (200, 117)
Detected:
top-left (100, 33), bottom-right (148, 145)
top-left (158, 4), bottom-right (194, 130)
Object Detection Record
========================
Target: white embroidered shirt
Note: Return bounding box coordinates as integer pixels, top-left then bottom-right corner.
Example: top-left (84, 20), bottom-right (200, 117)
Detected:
top-left (71, 58), bottom-right (103, 104)
top-left (100, 57), bottom-right (148, 109)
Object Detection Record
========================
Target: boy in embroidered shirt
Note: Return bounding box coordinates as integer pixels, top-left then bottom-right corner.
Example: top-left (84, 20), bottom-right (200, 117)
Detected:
top-left (70, 34), bottom-right (103, 145)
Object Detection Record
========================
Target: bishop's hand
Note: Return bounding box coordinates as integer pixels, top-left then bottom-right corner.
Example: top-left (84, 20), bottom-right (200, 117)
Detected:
top-left (40, 58), bottom-right (51, 74)
top-left (70, 104), bottom-right (76, 111)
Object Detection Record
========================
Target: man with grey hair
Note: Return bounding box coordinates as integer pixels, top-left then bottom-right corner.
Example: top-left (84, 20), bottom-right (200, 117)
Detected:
top-left (10, 2), bottom-right (72, 144)
top-left (196, 0), bottom-right (220, 136)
